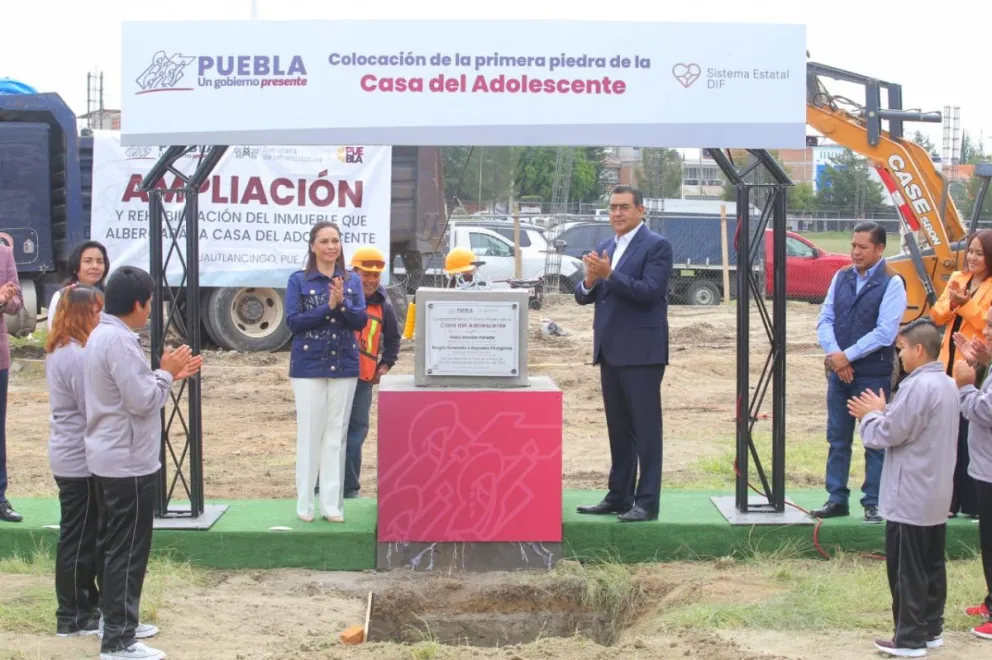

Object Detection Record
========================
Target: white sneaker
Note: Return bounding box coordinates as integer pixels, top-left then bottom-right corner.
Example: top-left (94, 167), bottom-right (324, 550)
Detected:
top-left (99, 642), bottom-right (166, 659)
top-left (927, 637), bottom-right (943, 648)
top-left (99, 619), bottom-right (159, 639)
top-left (134, 623), bottom-right (159, 639)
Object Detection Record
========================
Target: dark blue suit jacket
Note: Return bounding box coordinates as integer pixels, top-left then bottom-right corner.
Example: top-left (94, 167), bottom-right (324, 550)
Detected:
top-left (574, 224), bottom-right (673, 367)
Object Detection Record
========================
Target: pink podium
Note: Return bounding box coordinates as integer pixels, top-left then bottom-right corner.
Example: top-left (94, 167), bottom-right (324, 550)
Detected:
top-left (375, 287), bottom-right (564, 571)
top-left (377, 377), bottom-right (563, 544)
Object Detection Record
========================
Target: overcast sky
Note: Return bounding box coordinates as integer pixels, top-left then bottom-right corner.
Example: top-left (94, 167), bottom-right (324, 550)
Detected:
top-left (3, 0), bottom-right (986, 155)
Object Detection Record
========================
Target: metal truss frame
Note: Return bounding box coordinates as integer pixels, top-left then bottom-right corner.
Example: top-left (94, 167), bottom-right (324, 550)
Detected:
top-left (705, 148), bottom-right (792, 514)
top-left (140, 145), bottom-right (228, 519)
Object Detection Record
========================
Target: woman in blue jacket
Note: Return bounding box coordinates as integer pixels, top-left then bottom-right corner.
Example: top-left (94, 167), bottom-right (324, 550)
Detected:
top-left (285, 222), bottom-right (367, 523)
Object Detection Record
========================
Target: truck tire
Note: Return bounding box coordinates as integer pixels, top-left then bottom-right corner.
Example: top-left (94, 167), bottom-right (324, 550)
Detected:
top-left (204, 287), bottom-right (291, 352)
top-left (4, 279), bottom-right (38, 337)
top-left (686, 279), bottom-right (721, 306)
top-left (200, 289), bottom-right (222, 349)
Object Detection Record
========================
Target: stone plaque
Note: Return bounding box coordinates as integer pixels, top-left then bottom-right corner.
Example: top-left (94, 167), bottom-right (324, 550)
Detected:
top-left (413, 287), bottom-right (529, 388)
top-left (424, 300), bottom-right (519, 377)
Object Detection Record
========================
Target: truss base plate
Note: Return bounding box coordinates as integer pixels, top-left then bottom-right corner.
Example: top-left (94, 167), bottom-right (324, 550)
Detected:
top-left (710, 496), bottom-right (814, 526)
top-left (152, 504), bottom-right (229, 530)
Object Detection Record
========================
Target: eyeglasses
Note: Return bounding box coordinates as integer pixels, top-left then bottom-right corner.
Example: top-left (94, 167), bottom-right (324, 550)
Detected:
top-left (356, 260), bottom-right (386, 270)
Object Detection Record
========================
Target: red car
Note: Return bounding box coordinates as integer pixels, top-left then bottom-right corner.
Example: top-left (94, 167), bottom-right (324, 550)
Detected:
top-left (770, 230), bottom-right (852, 303)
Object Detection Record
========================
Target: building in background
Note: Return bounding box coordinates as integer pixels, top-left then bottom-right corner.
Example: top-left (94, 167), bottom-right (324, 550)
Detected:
top-left (598, 147), bottom-right (641, 191)
top-left (77, 108), bottom-right (120, 130)
top-left (680, 154), bottom-right (724, 200)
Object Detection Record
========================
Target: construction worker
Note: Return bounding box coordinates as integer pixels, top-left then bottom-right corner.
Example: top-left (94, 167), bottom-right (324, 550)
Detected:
top-left (399, 247), bottom-right (486, 342)
top-left (444, 247), bottom-right (486, 289)
top-left (344, 246), bottom-right (401, 498)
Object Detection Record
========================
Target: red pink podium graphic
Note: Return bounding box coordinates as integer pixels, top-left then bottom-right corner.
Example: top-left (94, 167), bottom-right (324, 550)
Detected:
top-left (375, 288), bottom-right (564, 571)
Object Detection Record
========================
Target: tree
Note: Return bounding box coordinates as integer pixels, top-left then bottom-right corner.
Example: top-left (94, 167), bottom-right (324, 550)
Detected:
top-left (441, 146), bottom-right (520, 211)
top-left (719, 149), bottom-right (788, 208)
top-left (950, 174), bottom-right (992, 221)
top-left (961, 130), bottom-right (988, 165)
top-left (911, 131), bottom-right (939, 159)
top-left (788, 182), bottom-right (816, 212)
top-left (514, 147), bottom-right (603, 205)
top-left (814, 149), bottom-right (887, 216)
top-left (635, 148), bottom-right (683, 199)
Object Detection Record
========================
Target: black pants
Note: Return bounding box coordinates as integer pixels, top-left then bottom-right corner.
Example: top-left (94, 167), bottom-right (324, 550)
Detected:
top-left (0, 369), bottom-right (8, 502)
top-left (976, 478), bottom-right (992, 610)
top-left (950, 415), bottom-right (979, 516)
top-left (55, 476), bottom-right (101, 631)
top-left (885, 521), bottom-right (947, 649)
top-left (599, 361), bottom-right (666, 513)
top-left (96, 473), bottom-right (156, 653)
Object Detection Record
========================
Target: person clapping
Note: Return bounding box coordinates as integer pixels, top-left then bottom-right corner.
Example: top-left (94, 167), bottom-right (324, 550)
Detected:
top-left (949, 312), bottom-right (992, 642)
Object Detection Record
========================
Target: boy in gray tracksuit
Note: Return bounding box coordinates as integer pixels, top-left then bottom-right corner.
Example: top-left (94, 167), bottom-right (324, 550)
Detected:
top-left (84, 266), bottom-right (201, 660)
top-left (953, 306), bottom-right (992, 642)
top-left (848, 319), bottom-right (960, 658)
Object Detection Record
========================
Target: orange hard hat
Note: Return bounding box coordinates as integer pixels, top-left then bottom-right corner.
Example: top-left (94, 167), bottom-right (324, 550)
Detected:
top-left (351, 246), bottom-right (387, 272)
top-left (444, 247), bottom-right (481, 274)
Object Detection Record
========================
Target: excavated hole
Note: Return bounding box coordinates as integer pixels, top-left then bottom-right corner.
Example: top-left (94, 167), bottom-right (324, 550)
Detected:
top-left (366, 571), bottom-right (647, 648)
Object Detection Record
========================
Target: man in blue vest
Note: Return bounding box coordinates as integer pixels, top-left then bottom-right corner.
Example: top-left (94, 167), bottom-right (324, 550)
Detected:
top-left (812, 222), bottom-right (908, 523)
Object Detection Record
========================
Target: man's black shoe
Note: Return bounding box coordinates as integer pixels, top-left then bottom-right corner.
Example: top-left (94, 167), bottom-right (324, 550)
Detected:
top-left (618, 506), bottom-right (658, 523)
top-left (864, 506), bottom-right (883, 524)
top-left (810, 501), bottom-right (849, 519)
top-left (577, 500), bottom-right (628, 515)
top-left (0, 500), bottom-right (23, 523)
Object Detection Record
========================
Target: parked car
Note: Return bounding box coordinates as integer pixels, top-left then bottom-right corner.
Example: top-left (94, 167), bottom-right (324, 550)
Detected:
top-left (393, 222), bottom-right (585, 292)
top-left (550, 218), bottom-right (850, 304)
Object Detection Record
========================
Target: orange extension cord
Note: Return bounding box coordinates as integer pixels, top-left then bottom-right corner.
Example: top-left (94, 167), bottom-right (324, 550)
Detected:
top-left (729, 220), bottom-right (885, 562)
top-left (733, 397), bottom-right (887, 562)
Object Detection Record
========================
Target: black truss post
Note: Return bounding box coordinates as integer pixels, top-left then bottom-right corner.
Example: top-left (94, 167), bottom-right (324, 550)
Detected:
top-left (140, 145), bottom-right (228, 519)
top-left (705, 148), bottom-right (792, 514)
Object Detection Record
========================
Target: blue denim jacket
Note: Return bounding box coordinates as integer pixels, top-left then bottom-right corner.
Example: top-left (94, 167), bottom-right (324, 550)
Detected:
top-left (285, 268), bottom-right (368, 379)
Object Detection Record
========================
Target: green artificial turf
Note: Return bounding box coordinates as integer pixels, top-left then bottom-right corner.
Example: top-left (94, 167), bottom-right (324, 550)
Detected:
top-left (0, 490), bottom-right (980, 570)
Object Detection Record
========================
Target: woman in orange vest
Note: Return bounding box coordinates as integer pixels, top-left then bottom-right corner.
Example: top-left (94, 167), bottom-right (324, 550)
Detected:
top-left (930, 229), bottom-right (992, 518)
top-left (344, 246), bottom-right (401, 498)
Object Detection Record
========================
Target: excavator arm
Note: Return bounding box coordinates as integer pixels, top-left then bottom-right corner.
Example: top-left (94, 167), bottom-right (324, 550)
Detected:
top-left (805, 61), bottom-right (972, 320)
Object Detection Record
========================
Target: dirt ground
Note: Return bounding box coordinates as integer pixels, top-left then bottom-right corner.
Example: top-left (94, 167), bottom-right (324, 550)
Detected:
top-left (6, 297), bottom-right (829, 500)
top-left (0, 562), bottom-right (986, 659)
top-left (6, 298), bottom-right (974, 660)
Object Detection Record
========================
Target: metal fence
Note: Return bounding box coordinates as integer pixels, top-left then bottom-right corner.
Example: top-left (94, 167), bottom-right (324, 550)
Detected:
top-left (387, 211), bottom-right (896, 316)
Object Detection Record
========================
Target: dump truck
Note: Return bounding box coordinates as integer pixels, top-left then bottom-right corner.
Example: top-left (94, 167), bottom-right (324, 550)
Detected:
top-left (0, 91), bottom-right (446, 351)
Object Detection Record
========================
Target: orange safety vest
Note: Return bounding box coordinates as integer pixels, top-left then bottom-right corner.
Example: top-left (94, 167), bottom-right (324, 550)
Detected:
top-left (357, 303), bottom-right (383, 381)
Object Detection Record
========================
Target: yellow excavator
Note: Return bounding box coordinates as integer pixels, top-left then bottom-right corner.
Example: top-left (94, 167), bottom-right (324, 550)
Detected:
top-left (805, 61), bottom-right (992, 325)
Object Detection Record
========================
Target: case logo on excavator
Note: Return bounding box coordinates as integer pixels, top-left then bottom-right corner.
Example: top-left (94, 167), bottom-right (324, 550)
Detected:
top-left (887, 154), bottom-right (942, 247)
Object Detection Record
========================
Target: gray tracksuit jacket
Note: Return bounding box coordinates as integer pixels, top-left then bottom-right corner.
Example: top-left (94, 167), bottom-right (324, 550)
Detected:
top-left (46, 341), bottom-right (90, 478)
top-left (957, 368), bottom-right (992, 484)
top-left (859, 360), bottom-right (960, 527)
top-left (84, 314), bottom-right (173, 478)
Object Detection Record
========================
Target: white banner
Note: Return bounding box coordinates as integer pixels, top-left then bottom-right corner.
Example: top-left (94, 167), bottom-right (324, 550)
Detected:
top-left (90, 131), bottom-right (392, 288)
top-left (119, 20), bottom-right (806, 148)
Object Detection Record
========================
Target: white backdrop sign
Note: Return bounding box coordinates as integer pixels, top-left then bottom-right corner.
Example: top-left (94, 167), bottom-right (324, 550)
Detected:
top-left (119, 20), bottom-right (807, 148)
top-left (89, 131), bottom-right (392, 287)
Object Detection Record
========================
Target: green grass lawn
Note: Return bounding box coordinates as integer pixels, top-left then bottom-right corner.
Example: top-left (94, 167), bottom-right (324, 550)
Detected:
top-left (800, 231), bottom-right (902, 258)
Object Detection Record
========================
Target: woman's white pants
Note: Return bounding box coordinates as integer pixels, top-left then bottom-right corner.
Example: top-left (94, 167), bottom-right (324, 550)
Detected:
top-left (290, 376), bottom-right (358, 518)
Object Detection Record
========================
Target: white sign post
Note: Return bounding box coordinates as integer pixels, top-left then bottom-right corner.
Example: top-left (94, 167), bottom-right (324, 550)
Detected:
top-left (120, 20), bottom-right (807, 148)
top-left (423, 300), bottom-right (521, 377)
top-left (89, 131), bottom-right (392, 287)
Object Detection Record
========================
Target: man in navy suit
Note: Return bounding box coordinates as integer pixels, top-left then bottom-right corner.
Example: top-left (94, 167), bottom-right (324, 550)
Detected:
top-left (574, 185), bottom-right (673, 523)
